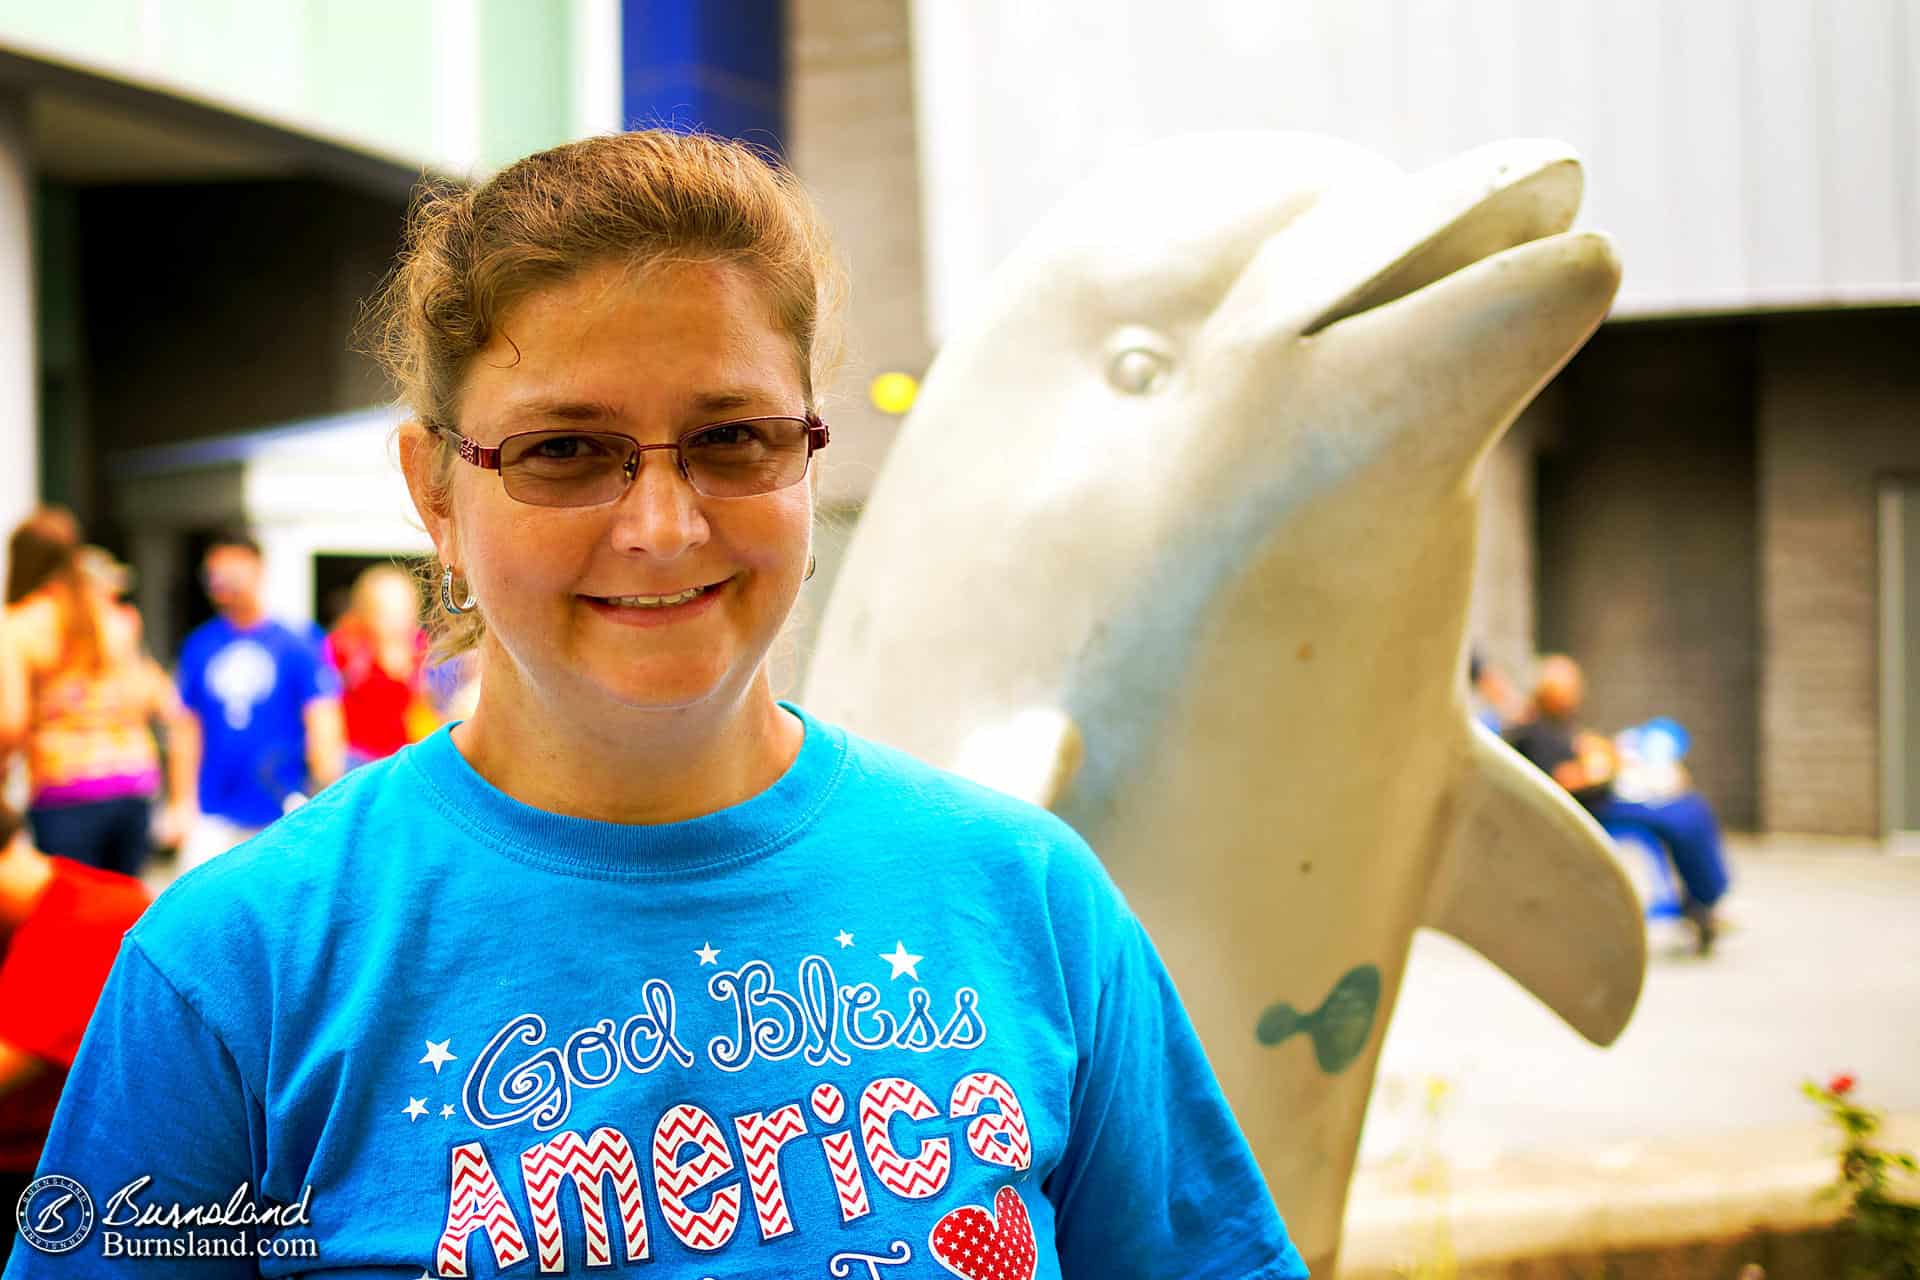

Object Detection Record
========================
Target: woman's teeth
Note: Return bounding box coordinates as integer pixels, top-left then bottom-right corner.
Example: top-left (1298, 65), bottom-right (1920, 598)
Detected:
top-left (603, 586), bottom-right (707, 608)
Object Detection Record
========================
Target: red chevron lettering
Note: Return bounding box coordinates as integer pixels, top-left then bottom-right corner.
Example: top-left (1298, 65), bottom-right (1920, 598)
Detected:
top-left (948, 1072), bottom-right (1033, 1171)
top-left (652, 1103), bottom-right (741, 1251)
top-left (432, 1065), bottom-right (1033, 1261)
top-left (436, 1142), bottom-right (531, 1277)
top-left (820, 1130), bottom-right (873, 1222)
top-left (518, 1127), bottom-right (649, 1271)
top-left (734, 1105), bottom-right (808, 1241)
top-left (859, 1077), bottom-right (952, 1201)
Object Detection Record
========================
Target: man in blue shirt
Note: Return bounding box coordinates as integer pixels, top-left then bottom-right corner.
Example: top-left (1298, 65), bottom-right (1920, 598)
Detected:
top-left (175, 531), bottom-right (344, 868)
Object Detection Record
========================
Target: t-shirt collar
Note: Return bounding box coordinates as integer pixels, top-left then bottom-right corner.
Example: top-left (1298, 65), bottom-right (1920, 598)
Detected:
top-left (404, 701), bottom-right (846, 879)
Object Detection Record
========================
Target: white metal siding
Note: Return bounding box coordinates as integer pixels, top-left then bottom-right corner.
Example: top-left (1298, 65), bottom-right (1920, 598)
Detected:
top-left (911, 0), bottom-right (1920, 334)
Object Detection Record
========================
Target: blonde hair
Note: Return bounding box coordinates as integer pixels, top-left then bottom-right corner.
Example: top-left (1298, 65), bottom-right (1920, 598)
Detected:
top-left (364, 130), bottom-right (847, 660)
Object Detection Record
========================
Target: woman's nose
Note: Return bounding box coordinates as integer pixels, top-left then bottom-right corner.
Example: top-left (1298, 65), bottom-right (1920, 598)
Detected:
top-left (608, 449), bottom-right (710, 557)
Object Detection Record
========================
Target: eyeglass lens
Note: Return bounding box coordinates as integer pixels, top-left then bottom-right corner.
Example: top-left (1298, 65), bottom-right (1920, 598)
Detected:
top-left (497, 418), bottom-right (813, 507)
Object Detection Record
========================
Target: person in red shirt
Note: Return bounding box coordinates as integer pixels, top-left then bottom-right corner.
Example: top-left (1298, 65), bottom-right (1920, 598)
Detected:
top-left (0, 799), bottom-right (150, 1252)
top-left (323, 565), bottom-right (434, 765)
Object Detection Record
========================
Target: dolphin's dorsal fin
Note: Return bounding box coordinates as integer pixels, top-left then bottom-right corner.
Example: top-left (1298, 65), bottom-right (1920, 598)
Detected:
top-left (950, 708), bottom-right (1085, 809)
top-left (1423, 721), bottom-right (1646, 1045)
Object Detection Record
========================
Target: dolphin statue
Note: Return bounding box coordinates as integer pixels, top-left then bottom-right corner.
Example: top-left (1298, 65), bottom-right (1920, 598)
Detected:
top-left (802, 132), bottom-right (1642, 1274)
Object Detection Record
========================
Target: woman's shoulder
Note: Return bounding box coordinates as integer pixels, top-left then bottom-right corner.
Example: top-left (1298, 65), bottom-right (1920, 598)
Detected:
top-left (833, 722), bottom-right (1067, 823)
top-left (825, 717), bottom-right (1110, 877)
top-left (2, 592), bottom-right (61, 659)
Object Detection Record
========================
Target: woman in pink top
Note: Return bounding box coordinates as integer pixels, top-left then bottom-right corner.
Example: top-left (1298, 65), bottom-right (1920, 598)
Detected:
top-left (0, 515), bottom-right (200, 875)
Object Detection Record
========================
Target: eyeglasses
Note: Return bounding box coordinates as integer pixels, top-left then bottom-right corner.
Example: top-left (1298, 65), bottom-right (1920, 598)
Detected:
top-left (432, 415), bottom-right (830, 508)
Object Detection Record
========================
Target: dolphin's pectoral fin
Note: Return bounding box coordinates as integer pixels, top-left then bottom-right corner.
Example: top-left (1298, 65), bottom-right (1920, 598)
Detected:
top-left (1424, 722), bottom-right (1646, 1045)
top-left (949, 707), bottom-right (1085, 810)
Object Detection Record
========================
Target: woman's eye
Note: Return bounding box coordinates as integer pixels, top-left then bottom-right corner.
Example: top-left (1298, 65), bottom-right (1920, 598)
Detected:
top-left (691, 424), bottom-right (759, 448)
top-left (530, 435), bottom-right (599, 459)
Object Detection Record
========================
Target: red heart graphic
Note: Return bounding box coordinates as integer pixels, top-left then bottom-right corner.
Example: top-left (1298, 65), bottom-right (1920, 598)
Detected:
top-left (928, 1185), bottom-right (1037, 1280)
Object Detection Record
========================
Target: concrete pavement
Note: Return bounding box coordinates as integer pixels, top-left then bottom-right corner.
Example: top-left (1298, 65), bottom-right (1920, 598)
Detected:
top-left (1341, 836), bottom-right (1920, 1277)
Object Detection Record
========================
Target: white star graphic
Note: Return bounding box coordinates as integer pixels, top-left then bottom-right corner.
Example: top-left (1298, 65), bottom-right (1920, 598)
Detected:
top-left (834, 929), bottom-right (855, 949)
top-left (402, 1097), bottom-right (428, 1122)
top-left (440, 1104), bottom-right (455, 1119)
top-left (695, 942), bottom-right (721, 966)
top-left (881, 940), bottom-right (923, 981)
top-left (420, 1039), bottom-right (456, 1073)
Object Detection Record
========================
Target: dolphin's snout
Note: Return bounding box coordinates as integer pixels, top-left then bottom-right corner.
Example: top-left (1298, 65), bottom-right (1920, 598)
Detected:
top-left (1301, 142), bottom-right (1586, 335)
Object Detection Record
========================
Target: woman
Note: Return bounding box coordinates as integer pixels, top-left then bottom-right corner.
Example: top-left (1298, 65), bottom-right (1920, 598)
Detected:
top-left (0, 519), bottom-right (198, 876)
top-left (19, 133), bottom-right (1305, 1278)
top-left (324, 564), bottom-right (433, 765)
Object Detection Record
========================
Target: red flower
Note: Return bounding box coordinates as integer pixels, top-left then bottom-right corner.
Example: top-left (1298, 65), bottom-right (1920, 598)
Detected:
top-left (1828, 1073), bottom-right (1857, 1096)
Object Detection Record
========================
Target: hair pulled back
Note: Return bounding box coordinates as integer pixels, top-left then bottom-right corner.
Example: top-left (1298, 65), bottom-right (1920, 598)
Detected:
top-left (364, 130), bottom-right (847, 660)
top-left (7, 506), bottom-right (79, 605)
top-left (6, 506), bottom-right (102, 673)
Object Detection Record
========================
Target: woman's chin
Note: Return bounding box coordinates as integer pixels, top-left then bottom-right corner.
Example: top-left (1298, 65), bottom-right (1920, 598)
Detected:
top-left (579, 658), bottom-right (745, 715)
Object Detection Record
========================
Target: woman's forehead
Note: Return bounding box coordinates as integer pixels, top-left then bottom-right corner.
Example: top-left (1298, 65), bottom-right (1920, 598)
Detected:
top-left (462, 262), bottom-right (803, 428)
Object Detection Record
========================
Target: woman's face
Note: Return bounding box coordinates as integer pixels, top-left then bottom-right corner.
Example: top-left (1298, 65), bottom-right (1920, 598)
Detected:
top-left (432, 258), bottom-right (812, 718)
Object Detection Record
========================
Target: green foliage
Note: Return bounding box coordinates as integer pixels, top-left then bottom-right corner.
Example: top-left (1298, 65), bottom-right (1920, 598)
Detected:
top-left (1805, 1075), bottom-right (1920, 1280)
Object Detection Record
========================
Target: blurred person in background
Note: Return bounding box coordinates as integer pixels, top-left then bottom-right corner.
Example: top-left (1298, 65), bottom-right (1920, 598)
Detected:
top-left (324, 563), bottom-right (433, 765)
top-left (0, 513), bottom-right (199, 876)
top-left (2, 508), bottom-right (78, 606)
top-left (175, 530), bottom-right (344, 868)
top-left (0, 798), bottom-right (151, 1255)
top-left (1467, 647), bottom-right (1526, 733)
top-left (1505, 653), bottom-right (1731, 952)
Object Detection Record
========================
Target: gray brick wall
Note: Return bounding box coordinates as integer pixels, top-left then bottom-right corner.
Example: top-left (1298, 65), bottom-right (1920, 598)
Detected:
top-left (1536, 324), bottom-right (1762, 830)
top-left (1470, 397), bottom-right (1550, 690)
top-left (1758, 311), bottom-right (1920, 837)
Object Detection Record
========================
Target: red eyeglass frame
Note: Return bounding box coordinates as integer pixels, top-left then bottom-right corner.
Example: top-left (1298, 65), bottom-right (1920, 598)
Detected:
top-left (431, 413), bottom-right (831, 476)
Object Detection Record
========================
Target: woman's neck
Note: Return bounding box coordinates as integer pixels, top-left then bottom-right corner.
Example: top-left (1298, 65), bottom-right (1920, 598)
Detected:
top-left (450, 649), bottom-right (802, 826)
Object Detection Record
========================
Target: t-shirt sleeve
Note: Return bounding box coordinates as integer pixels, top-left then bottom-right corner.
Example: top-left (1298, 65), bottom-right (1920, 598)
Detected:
top-left (3, 940), bottom-right (272, 1280)
top-left (1045, 855), bottom-right (1309, 1279)
top-left (174, 635), bottom-right (208, 720)
top-left (296, 629), bottom-right (343, 702)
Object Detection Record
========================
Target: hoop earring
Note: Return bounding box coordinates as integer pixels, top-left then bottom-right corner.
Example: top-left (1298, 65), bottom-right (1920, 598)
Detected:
top-left (440, 567), bottom-right (477, 616)
top-left (804, 554), bottom-right (816, 583)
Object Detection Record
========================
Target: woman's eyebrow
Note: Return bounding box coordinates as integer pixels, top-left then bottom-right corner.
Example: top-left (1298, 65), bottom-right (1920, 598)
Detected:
top-left (688, 390), bottom-right (766, 415)
top-left (498, 397), bottom-right (622, 427)
top-left (495, 390), bottom-right (774, 429)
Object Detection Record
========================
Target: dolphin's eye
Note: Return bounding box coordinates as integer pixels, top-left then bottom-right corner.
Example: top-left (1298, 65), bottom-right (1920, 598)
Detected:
top-left (1108, 346), bottom-right (1172, 395)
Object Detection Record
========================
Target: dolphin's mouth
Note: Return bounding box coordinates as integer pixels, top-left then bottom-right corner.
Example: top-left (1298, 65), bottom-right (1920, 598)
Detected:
top-left (1298, 148), bottom-right (1585, 336)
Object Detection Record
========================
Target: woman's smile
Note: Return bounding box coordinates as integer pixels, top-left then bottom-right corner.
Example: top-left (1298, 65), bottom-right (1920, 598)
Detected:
top-left (579, 578), bottom-right (731, 627)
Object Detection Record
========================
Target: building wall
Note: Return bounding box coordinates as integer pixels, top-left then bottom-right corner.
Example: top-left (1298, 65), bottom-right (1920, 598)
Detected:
top-left (783, 0), bottom-right (930, 688)
top-left (0, 0), bottom-right (597, 175)
top-left (787, 0), bottom-right (929, 508)
top-left (1469, 396), bottom-right (1551, 689)
top-left (1759, 309), bottom-right (1920, 836)
top-left (1536, 322), bottom-right (1761, 829)
top-left (908, 0), bottom-right (1920, 338)
top-left (76, 180), bottom-right (405, 514)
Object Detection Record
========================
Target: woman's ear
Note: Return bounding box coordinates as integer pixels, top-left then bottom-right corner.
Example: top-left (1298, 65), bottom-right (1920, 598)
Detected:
top-left (398, 421), bottom-right (456, 563)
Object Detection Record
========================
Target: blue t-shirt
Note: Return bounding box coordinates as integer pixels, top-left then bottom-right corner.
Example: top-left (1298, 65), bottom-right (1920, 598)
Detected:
top-left (7, 706), bottom-right (1307, 1279)
top-left (177, 617), bottom-right (340, 827)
